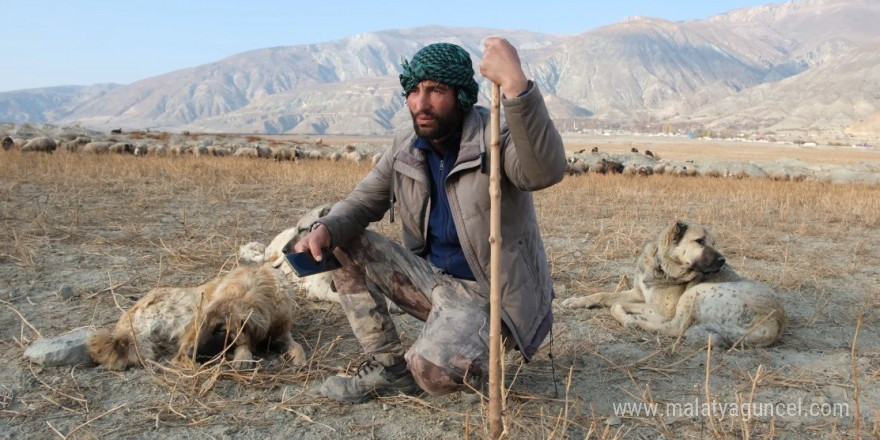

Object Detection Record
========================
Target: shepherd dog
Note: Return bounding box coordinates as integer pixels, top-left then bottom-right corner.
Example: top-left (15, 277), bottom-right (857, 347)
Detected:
top-left (562, 221), bottom-right (787, 348)
top-left (87, 264), bottom-right (307, 370)
top-left (86, 205), bottom-right (336, 370)
top-left (238, 204), bottom-right (337, 303)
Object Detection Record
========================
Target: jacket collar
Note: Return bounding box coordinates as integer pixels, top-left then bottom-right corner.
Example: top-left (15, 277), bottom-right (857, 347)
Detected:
top-left (458, 106), bottom-right (488, 165)
top-left (395, 105), bottom-right (488, 172)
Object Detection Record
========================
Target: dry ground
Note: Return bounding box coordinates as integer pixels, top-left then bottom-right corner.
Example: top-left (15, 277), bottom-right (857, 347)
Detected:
top-left (1, 138), bottom-right (879, 439)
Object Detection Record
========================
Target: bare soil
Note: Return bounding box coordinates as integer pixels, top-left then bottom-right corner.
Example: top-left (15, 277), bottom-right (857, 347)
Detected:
top-left (1, 137), bottom-right (879, 439)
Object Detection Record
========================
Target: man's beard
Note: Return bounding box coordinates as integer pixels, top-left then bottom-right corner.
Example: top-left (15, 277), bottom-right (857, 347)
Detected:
top-left (410, 109), bottom-right (462, 141)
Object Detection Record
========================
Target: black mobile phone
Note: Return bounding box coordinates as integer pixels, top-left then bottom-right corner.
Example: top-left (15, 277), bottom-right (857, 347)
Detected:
top-left (284, 249), bottom-right (341, 277)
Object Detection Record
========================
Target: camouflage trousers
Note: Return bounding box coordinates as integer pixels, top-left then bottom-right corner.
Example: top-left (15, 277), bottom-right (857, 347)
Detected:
top-left (331, 230), bottom-right (506, 395)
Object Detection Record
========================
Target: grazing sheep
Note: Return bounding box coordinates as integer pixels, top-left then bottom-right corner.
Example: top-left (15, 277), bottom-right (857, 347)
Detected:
top-left (607, 160), bottom-right (625, 174)
top-left (82, 141), bottom-right (113, 154)
top-left (768, 171), bottom-right (791, 182)
top-left (679, 166), bottom-right (698, 177)
top-left (150, 145), bottom-right (169, 156)
top-left (566, 158), bottom-right (589, 175)
top-left (60, 136), bottom-right (92, 153)
top-left (2, 136), bottom-right (14, 151)
top-left (593, 158), bottom-right (624, 174)
top-left (343, 151), bottom-right (365, 165)
top-left (110, 128), bottom-right (123, 134)
top-left (109, 143), bottom-right (135, 154)
top-left (645, 150), bottom-right (655, 158)
top-left (253, 145), bottom-right (271, 159)
top-left (630, 147), bottom-right (639, 153)
top-left (60, 140), bottom-right (81, 153)
top-left (702, 165), bottom-right (723, 178)
top-left (233, 146), bottom-right (258, 158)
top-left (212, 145), bottom-right (232, 157)
top-left (271, 147), bottom-right (289, 161)
top-left (170, 145), bottom-right (189, 155)
top-left (591, 146), bottom-right (599, 153)
top-left (21, 137), bottom-right (57, 153)
top-left (133, 144), bottom-right (149, 156)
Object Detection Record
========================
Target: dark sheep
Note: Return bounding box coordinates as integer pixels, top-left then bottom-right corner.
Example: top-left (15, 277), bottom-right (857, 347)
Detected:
top-left (110, 128), bottom-right (123, 134)
top-left (1, 136), bottom-right (13, 151)
top-left (593, 158), bottom-right (624, 174)
top-left (109, 143), bottom-right (135, 154)
top-left (631, 147), bottom-right (639, 153)
top-left (645, 150), bottom-right (654, 158)
top-left (591, 146), bottom-right (599, 153)
top-left (606, 159), bottom-right (625, 174)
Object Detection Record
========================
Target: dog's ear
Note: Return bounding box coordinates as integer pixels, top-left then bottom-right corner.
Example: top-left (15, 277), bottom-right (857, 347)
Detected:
top-left (319, 204), bottom-right (332, 218)
top-left (668, 221), bottom-right (688, 245)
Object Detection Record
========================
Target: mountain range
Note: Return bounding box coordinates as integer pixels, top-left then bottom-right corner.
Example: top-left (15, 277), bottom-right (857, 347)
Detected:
top-left (1, 0), bottom-right (878, 140)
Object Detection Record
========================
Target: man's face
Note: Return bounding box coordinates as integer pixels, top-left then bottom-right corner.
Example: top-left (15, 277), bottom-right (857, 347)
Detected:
top-left (406, 80), bottom-right (462, 141)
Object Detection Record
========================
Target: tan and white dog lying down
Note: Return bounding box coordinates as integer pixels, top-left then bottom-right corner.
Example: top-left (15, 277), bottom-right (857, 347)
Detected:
top-left (87, 264), bottom-right (308, 370)
top-left (87, 205), bottom-right (335, 370)
top-left (562, 221), bottom-right (787, 348)
top-left (239, 204), bottom-right (338, 303)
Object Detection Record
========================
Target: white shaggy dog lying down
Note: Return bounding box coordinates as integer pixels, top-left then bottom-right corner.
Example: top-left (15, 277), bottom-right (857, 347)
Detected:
top-left (239, 204), bottom-right (339, 303)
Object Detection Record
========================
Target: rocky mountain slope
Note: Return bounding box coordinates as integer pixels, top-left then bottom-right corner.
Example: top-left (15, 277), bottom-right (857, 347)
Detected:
top-left (0, 0), bottom-right (877, 139)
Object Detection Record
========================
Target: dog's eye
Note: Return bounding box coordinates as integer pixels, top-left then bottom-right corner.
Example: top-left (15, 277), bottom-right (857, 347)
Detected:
top-left (695, 238), bottom-right (705, 246)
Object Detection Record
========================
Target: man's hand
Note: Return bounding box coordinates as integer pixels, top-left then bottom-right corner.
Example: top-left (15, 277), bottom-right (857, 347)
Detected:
top-left (480, 37), bottom-right (528, 98)
top-left (292, 223), bottom-right (332, 261)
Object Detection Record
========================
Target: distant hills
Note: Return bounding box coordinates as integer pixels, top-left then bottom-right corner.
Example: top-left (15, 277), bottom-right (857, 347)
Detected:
top-left (1, 0), bottom-right (877, 140)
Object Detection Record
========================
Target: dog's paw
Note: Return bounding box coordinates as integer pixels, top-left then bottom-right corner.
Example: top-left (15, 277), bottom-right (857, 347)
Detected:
top-left (229, 358), bottom-right (259, 370)
top-left (239, 241), bottom-right (267, 263)
top-left (285, 343), bottom-right (308, 367)
top-left (560, 297), bottom-right (580, 308)
top-left (561, 297), bottom-right (594, 309)
top-left (229, 347), bottom-right (258, 370)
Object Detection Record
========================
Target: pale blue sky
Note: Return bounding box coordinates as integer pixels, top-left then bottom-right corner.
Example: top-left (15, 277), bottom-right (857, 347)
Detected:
top-left (2, 0), bottom-right (780, 92)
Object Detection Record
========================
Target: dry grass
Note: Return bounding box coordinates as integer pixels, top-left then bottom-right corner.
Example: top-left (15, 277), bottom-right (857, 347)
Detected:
top-left (1, 149), bottom-right (879, 438)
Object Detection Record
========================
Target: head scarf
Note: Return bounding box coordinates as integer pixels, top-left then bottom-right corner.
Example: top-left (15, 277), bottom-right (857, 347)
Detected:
top-left (399, 42), bottom-right (479, 110)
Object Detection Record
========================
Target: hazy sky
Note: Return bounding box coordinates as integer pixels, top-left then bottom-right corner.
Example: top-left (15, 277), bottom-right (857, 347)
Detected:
top-left (2, 0), bottom-right (780, 92)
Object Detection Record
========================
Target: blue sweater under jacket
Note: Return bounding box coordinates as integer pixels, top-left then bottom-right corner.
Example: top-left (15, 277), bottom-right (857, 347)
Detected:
top-left (413, 132), bottom-right (476, 281)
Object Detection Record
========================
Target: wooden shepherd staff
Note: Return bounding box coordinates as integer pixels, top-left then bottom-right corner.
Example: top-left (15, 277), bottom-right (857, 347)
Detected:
top-left (488, 82), bottom-right (504, 439)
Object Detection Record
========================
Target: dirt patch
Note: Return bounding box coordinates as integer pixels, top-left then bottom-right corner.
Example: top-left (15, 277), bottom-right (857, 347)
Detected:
top-left (1, 142), bottom-right (879, 439)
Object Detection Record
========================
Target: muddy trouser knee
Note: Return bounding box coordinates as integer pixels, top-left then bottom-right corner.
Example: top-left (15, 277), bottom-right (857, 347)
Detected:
top-left (406, 278), bottom-right (494, 395)
top-left (331, 230), bottom-right (435, 367)
top-left (331, 230), bottom-right (493, 394)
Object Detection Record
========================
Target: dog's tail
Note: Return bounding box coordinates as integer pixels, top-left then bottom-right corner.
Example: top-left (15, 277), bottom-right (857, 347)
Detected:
top-left (684, 324), bottom-right (738, 349)
top-left (87, 328), bottom-right (142, 370)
